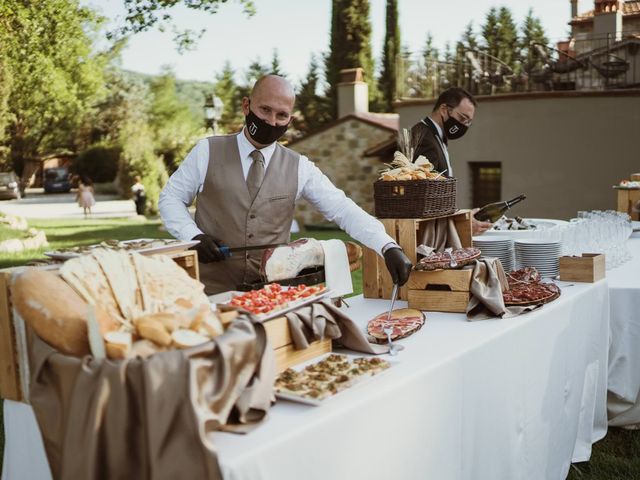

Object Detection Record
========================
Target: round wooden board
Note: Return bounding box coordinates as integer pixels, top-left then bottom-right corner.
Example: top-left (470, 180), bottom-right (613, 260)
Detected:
top-left (367, 308), bottom-right (426, 344)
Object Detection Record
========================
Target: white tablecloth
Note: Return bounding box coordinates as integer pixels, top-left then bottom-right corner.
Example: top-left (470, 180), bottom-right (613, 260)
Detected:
top-left (213, 281), bottom-right (609, 480)
top-left (606, 234), bottom-right (640, 427)
top-left (3, 280), bottom-right (610, 480)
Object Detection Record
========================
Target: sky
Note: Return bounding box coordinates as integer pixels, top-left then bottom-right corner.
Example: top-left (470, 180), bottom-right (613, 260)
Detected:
top-left (83, 0), bottom-right (590, 85)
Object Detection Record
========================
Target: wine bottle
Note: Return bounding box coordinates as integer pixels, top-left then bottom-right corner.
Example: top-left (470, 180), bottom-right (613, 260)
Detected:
top-left (474, 194), bottom-right (527, 222)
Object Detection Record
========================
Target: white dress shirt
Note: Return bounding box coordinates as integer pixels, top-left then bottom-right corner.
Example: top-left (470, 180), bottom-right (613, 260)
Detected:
top-left (421, 118), bottom-right (453, 176)
top-left (158, 130), bottom-right (395, 254)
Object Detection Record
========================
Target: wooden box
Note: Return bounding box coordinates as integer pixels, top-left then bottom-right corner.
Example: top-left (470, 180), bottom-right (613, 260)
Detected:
top-left (406, 268), bottom-right (473, 313)
top-left (262, 315), bottom-right (332, 372)
top-left (0, 250), bottom-right (200, 403)
top-left (616, 188), bottom-right (640, 221)
top-left (363, 209), bottom-right (472, 301)
top-left (631, 173), bottom-right (640, 181)
top-left (559, 254), bottom-right (605, 283)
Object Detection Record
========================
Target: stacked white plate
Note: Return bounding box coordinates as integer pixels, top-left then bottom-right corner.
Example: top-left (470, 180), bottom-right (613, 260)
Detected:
top-left (514, 240), bottom-right (562, 278)
top-left (472, 236), bottom-right (514, 272)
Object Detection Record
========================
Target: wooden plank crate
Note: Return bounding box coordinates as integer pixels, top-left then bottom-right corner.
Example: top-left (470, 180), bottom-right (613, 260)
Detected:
top-left (406, 269), bottom-right (473, 313)
top-left (363, 209), bottom-right (472, 301)
top-left (262, 316), bottom-right (332, 372)
top-left (0, 250), bottom-right (199, 403)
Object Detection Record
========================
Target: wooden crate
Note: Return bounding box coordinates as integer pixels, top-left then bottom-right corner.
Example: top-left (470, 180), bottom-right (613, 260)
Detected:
top-left (262, 315), bottom-right (332, 372)
top-left (363, 209), bottom-right (472, 301)
top-left (406, 269), bottom-right (472, 313)
top-left (0, 249), bottom-right (200, 403)
top-left (616, 188), bottom-right (640, 221)
top-left (559, 254), bottom-right (605, 283)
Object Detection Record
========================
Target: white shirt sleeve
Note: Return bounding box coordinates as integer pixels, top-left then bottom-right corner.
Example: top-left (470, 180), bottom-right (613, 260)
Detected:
top-left (297, 156), bottom-right (395, 255)
top-left (158, 138), bottom-right (210, 240)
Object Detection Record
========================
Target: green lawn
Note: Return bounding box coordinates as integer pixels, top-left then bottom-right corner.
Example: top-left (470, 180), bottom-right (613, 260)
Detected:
top-left (0, 217), bottom-right (637, 477)
top-left (0, 224), bottom-right (30, 242)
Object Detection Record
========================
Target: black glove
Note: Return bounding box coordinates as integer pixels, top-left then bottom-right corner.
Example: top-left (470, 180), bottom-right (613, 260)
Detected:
top-left (383, 247), bottom-right (413, 286)
top-left (191, 234), bottom-right (227, 263)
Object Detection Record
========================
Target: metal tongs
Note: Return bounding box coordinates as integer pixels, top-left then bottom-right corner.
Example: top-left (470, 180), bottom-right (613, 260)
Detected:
top-left (382, 283), bottom-right (404, 356)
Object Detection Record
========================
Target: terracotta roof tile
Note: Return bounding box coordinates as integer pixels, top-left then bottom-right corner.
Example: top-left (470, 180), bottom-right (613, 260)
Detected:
top-left (351, 112), bottom-right (399, 131)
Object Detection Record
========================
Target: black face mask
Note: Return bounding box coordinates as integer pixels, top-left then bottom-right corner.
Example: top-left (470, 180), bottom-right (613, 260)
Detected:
top-left (245, 107), bottom-right (290, 145)
top-left (443, 113), bottom-right (468, 140)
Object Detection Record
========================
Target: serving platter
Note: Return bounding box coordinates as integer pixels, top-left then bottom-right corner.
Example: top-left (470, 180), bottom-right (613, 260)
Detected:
top-left (44, 238), bottom-right (199, 260)
top-left (274, 352), bottom-right (395, 406)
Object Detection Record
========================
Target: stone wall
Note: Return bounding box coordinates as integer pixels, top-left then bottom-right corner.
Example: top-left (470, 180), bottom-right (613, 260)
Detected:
top-left (290, 119), bottom-right (394, 227)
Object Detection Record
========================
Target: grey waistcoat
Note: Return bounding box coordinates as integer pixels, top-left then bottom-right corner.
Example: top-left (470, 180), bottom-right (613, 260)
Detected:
top-left (194, 134), bottom-right (299, 294)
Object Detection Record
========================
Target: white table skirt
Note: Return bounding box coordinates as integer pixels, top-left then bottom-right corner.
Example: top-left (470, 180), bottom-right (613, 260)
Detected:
top-left (606, 234), bottom-right (640, 427)
top-left (3, 280), bottom-right (609, 480)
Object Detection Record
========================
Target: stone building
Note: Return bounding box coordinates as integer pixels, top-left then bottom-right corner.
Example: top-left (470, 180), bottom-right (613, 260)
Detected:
top-left (289, 68), bottom-right (398, 227)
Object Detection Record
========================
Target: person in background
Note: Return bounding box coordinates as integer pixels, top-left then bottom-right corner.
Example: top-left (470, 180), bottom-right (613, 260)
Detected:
top-left (77, 175), bottom-right (96, 218)
top-left (159, 75), bottom-right (413, 295)
top-left (410, 87), bottom-right (492, 235)
top-left (131, 176), bottom-right (147, 216)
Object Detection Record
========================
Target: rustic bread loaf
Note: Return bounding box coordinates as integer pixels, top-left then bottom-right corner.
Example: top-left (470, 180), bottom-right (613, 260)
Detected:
top-left (11, 269), bottom-right (117, 356)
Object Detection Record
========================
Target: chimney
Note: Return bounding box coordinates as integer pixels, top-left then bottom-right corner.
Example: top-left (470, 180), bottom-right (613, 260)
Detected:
top-left (337, 67), bottom-right (368, 118)
top-left (570, 0), bottom-right (578, 19)
top-left (593, 0), bottom-right (623, 40)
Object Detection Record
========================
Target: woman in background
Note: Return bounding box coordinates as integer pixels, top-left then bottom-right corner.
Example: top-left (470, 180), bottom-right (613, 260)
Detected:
top-left (77, 175), bottom-right (96, 218)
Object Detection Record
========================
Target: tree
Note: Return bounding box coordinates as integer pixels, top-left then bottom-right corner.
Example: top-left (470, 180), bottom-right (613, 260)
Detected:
top-left (270, 50), bottom-right (286, 77)
top-left (214, 61), bottom-right (244, 133)
top-left (148, 68), bottom-right (201, 172)
top-left (519, 9), bottom-right (549, 74)
top-left (418, 33), bottom-right (440, 99)
top-left (325, 0), bottom-right (380, 118)
top-left (496, 7), bottom-right (519, 72)
top-left (379, 0), bottom-right (400, 111)
top-left (296, 55), bottom-right (331, 135)
top-left (0, 0), bottom-right (107, 179)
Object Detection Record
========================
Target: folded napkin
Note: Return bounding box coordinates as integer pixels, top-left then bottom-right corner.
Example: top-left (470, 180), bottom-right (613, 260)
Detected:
top-left (284, 299), bottom-right (388, 354)
top-left (28, 316), bottom-right (275, 480)
top-left (466, 258), bottom-right (542, 320)
top-left (319, 239), bottom-right (353, 298)
top-left (419, 217), bottom-right (463, 252)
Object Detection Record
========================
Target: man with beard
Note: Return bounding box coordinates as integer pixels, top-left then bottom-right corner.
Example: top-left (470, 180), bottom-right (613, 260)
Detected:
top-left (159, 75), bottom-right (412, 294)
top-left (410, 87), bottom-right (492, 235)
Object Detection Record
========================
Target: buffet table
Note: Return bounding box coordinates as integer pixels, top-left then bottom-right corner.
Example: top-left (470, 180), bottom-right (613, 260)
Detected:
top-left (606, 233), bottom-right (640, 427)
top-left (3, 279), bottom-right (610, 480)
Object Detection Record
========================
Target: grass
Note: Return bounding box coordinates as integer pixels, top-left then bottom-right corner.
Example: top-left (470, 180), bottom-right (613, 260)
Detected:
top-left (0, 224), bottom-right (30, 242)
top-left (0, 217), bottom-right (638, 477)
top-left (568, 428), bottom-right (640, 480)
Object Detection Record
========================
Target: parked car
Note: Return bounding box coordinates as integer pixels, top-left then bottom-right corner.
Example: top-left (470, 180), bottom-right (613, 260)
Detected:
top-left (43, 167), bottom-right (72, 193)
top-left (0, 172), bottom-right (22, 200)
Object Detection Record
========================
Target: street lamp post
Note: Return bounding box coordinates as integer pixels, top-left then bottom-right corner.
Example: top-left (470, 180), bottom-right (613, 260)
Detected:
top-left (203, 94), bottom-right (224, 134)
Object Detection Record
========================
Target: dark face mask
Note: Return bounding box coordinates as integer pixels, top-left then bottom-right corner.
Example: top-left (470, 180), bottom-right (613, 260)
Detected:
top-left (443, 111), bottom-right (469, 140)
top-left (245, 107), bottom-right (290, 145)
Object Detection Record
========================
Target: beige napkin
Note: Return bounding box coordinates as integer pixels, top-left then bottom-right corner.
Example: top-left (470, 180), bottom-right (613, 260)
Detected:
top-left (466, 258), bottom-right (542, 320)
top-left (28, 316), bottom-right (275, 480)
top-left (419, 218), bottom-right (463, 252)
top-left (284, 299), bottom-right (389, 354)
top-left (319, 239), bottom-right (353, 298)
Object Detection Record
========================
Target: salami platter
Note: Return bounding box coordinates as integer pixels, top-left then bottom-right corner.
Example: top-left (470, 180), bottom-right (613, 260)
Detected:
top-left (503, 267), bottom-right (561, 306)
top-left (367, 308), bottom-right (425, 343)
top-left (414, 247), bottom-right (481, 271)
top-left (274, 353), bottom-right (392, 406)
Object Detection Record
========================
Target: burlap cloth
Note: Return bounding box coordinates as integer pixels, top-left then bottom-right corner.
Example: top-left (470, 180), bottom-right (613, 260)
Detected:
top-left (284, 299), bottom-right (389, 354)
top-left (28, 315), bottom-right (276, 480)
top-left (419, 218), bottom-right (463, 252)
top-left (466, 258), bottom-right (543, 320)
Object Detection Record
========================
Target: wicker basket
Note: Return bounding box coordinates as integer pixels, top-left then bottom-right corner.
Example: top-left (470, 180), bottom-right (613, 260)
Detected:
top-left (374, 178), bottom-right (457, 218)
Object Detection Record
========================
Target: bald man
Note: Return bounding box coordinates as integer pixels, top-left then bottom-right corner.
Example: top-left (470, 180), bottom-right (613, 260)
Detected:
top-left (160, 75), bottom-right (412, 294)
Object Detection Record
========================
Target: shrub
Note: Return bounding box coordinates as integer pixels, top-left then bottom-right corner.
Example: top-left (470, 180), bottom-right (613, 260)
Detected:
top-left (74, 145), bottom-right (120, 183)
